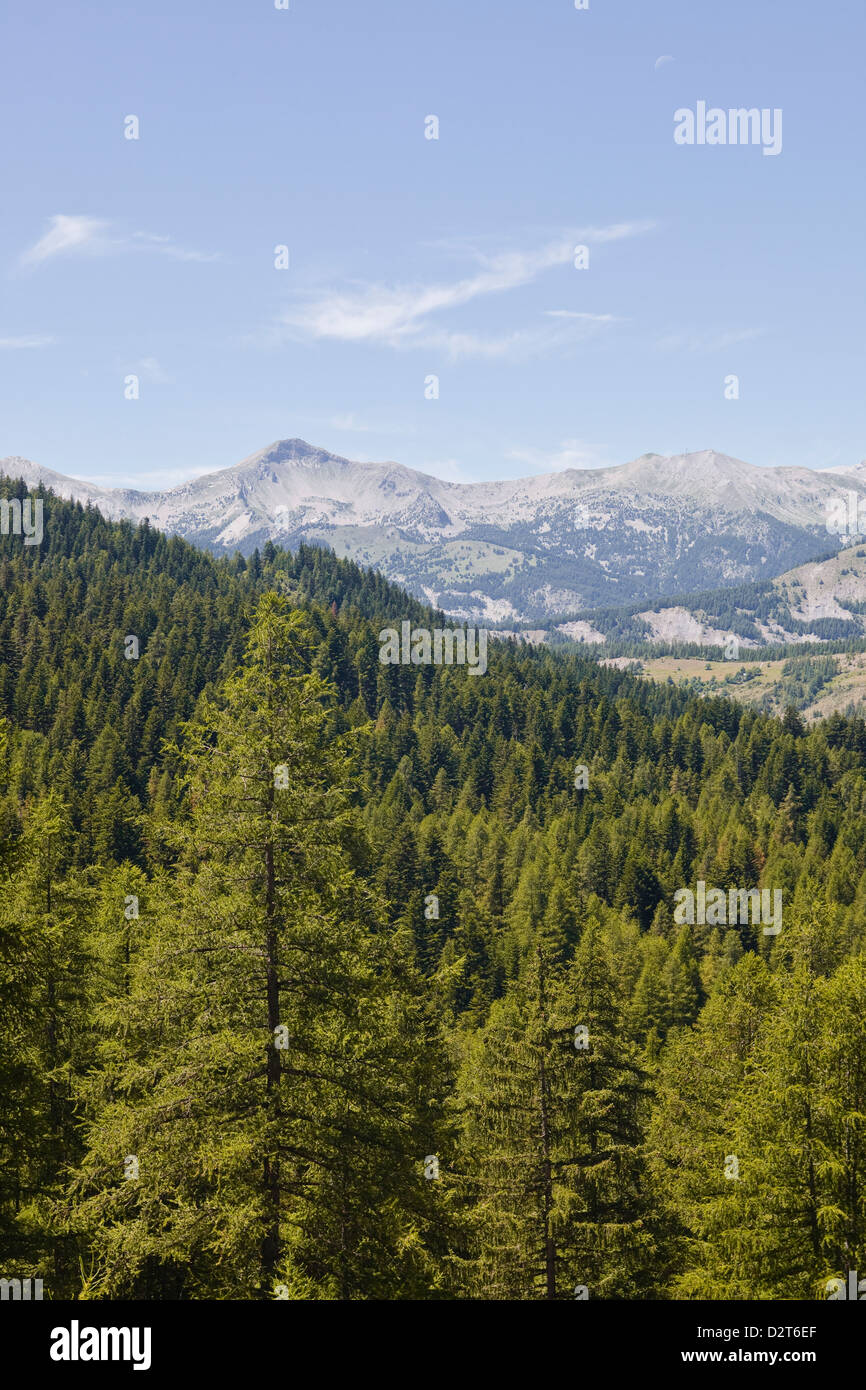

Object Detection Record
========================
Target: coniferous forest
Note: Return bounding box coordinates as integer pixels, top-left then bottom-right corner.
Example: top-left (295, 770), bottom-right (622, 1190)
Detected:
top-left (2, 490), bottom-right (865, 1302)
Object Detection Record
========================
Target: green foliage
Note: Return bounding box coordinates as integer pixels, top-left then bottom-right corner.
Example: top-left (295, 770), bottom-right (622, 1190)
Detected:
top-left (2, 495), bottom-right (866, 1298)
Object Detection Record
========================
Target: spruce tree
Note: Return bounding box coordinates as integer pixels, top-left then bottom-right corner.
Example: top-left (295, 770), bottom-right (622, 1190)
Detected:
top-left (458, 919), bottom-right (656, 1299)
top-left (66, 596), bottom-right (447, 1299)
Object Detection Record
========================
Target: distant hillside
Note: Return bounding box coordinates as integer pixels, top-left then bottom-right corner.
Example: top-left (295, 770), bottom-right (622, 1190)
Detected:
top-left (499, 544), bottom-right (866, 721)
top-left (507, 543), bottom-right (866, 654)
top-left (3, 439), bottom-right (862, 622)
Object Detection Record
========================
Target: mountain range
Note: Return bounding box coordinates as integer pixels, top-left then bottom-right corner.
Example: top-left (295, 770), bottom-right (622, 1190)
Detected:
top-left (2, 438), bottom-right (864, 624)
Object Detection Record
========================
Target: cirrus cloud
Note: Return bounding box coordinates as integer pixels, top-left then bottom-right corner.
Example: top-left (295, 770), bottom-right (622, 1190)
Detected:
top-left (272, 223), bottom-right (653, 358)
top-left (19, 215), bottom-right (219, 268)
top-left (0, 333), bottom-right (56, 349)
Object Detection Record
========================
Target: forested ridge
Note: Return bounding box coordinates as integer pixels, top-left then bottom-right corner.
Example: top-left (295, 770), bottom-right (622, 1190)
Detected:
top-left (1, 488), bottom-right (864, 1300)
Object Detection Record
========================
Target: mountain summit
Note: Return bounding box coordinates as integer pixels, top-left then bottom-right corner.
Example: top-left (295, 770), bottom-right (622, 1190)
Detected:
top-left (1, 441), bottom-right (858, 622)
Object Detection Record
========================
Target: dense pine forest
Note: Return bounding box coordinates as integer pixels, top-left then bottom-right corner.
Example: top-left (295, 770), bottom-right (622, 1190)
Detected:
top-left (1, 486), bottom-right (865, 1300)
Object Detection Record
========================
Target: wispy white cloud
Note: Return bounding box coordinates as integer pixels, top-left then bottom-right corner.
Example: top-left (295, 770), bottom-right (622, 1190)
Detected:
top-left (20, 215), bottom-right (219, 268)
top-left (296, 411), bottom-right (411, 438)
top-left (422, 328), bottom-right (535, 360)
top-left (423, 223), bottom-right (653, 263)
top-left (0, 334), bottom-right (56, 349)
top-left (135, 357), bottom-right (171, 384)
top-left (545, 310), bottom-right (617, 322)
top-left (420, 457), bottom-right (475, 483)
top-left (329, 412), bottom-right (377, 432)
top-left (281, 243), bottom-right (571, 345)
top-left (20, 215), bottom-right (108, 266)
top-left (274, 223), bottom-right (652, 357)
top-left (506, 438), bottom-right (615, 475)
top-left (654, 55), bottom-right (675, 71)
top-left (423, 315), bottom-right (615, 362)
top-left (80, 465), bottom-right (213, 488)
top-left (130, 232), bottom-right (219, 263)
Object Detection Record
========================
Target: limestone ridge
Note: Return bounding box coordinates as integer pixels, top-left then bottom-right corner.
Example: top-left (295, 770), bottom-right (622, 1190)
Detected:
top-left (2, 441), bottom-right (861, 622)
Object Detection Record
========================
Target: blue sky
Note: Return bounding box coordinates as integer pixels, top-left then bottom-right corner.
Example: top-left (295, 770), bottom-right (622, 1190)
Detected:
top-left (1, 0), bottom-right (863, 488)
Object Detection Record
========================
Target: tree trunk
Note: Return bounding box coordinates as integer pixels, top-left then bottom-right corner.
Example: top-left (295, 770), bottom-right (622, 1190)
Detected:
top-left (536, 948), bottom-right (556, 1299)
top-left (262, 836), bottom-right (281, 1289)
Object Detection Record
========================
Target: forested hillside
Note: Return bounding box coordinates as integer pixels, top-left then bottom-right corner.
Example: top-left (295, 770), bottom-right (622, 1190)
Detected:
top-left (2, 487), bottom-right (865, 1300)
